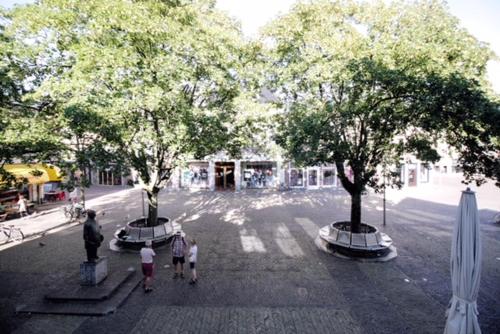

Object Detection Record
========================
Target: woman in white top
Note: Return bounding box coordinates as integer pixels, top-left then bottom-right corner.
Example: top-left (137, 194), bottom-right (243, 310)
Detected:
top-left (140, 240), bottom-right (156, 292)
top-left (188, 238), bottom-right (198, 285)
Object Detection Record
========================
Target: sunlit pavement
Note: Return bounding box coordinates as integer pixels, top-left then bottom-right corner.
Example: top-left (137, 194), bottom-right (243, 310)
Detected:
top-left (0, 179), bottom-right (499, 333)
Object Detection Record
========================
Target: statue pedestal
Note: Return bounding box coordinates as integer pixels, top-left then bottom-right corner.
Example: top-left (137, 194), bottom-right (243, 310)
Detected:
top-left (80, 257), bottom-right (108, 286)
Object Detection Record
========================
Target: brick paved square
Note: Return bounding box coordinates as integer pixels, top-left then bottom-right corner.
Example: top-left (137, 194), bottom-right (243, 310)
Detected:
top-left (0, 187), bottom-right (499, 333)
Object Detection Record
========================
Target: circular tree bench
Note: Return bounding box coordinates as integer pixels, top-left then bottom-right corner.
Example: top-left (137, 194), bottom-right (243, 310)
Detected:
top-left (316, 221), bottom-right (397, 261)
top-left (112, 217), bottom-right (178, 250)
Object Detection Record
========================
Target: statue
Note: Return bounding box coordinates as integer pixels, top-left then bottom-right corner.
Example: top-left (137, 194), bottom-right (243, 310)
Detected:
top-left (83, 210), bottom-right (103, 262)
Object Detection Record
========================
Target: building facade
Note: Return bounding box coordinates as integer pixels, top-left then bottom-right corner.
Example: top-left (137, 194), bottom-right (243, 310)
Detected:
top-left (90, 152), bottom-right (439, 192)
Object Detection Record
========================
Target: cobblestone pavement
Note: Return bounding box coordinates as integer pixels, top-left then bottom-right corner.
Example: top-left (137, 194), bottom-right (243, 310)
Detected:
top-left (0, 185), bottom-right (499, 334)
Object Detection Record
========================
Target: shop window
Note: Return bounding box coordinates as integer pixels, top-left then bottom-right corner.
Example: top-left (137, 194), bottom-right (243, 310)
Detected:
top-left (242, 162), bottom-right (276, 189)
top-left (308, 168), bottom-right (319, 187)
top-left (398, 164), bottom-right (405, 185)
top-left (452, 165), bottom-right (462, 173)
top-left (182, 163), bottom-right (209, 188)
top-left (420, 165), bottom-right (430, 183)
top-left (322, 169), bottom-right (335, 186)
top-left (408, 164), bottom-right (417, 187)
top-left (290, 169), bottom-right (304, 187)
top-left (99, 170), bottom-right (121, 185)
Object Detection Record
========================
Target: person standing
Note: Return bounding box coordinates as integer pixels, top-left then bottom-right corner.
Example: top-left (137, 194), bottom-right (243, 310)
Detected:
top-left (171, 230), bottom-right (187, 279)
top-left (69, 187), bottom-right (80, 204)
top-left (83, 210), bottom-right (103, 262)
top-left (188, 238), bottom-right (198, 285)
top-left (17, 194), bottom-right (28, 218)
top-left (140, 240), bottom-right (156, 292)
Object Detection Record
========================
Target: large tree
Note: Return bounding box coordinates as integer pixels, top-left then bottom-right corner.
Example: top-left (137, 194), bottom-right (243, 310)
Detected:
top-left (265, 0), bottom-right (500, 232)
top-left (54, 104), bottom-right (128, 206)
top-left (0, 8), bottom-right (62, 187)
top-left (7, 0), bottom-right (252, 225)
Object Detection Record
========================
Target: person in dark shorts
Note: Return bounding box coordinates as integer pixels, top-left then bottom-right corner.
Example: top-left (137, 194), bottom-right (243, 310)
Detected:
top-left (171, 230), bottom-right (187, 279)
top-left (140, 240), bottom-right (156, 292)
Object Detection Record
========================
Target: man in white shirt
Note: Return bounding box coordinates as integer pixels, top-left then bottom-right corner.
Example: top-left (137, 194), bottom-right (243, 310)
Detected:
top-left (140, 240), bottom-right (156, 292)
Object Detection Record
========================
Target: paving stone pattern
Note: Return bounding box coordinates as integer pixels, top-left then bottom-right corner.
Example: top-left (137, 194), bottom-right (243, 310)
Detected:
top-left (0, 188), bottom-right (499, 333)
top-left (130, 306), bottom-right (361, 334)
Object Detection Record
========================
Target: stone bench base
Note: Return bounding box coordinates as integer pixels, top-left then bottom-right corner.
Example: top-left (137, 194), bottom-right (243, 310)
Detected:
top-left (112, 217), bottom-right (181, 251)
top-left (316, 222), bottom-right (397, 262)
top-left (80, 257), bottom-right (108, 286)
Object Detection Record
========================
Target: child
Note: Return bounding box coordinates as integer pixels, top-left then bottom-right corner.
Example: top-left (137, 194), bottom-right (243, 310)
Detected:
top-left (188, 238), bottom-right (198, 285)
top-left (140, 240), bottom-right (156, 292)
top-left (17, 194), bottom-right (28, 218)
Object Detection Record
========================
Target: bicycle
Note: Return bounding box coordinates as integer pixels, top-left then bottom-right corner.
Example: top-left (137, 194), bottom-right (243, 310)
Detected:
top-left (0, 223), bottom-right (25, 244)
top-left (61, 202), bottom-right (87, 222)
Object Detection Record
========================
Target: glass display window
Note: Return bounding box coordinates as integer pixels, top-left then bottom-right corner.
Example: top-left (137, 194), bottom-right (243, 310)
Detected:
top-left (99, 169), bottom-right (121, 185)
top-left (420, 164), bottom-right (430, 183)
top-left (290, 168), bottom-right (304, 187)
top-left (408, 164), bottom-right (417, 187)
top-left (242, 162), bottom-right (277, 189)
top-left (307, 168), bottom-right (319, 188)
top-left (182, 163), bottom-right (209, 188)
top-left (322, 168), bottom-right (336, 187)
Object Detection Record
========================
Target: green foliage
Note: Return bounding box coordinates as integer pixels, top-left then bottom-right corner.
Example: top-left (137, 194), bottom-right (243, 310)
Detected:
top-left (265, 0), bottom-right (500, 229)
top-left (5, 0), bottom-right (253, 225)
top-left (0, 8), bottom-right (63, 184)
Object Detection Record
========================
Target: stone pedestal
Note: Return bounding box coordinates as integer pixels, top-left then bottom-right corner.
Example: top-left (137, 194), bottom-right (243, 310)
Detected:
top-left (80, 257), bottom-right (108, 286)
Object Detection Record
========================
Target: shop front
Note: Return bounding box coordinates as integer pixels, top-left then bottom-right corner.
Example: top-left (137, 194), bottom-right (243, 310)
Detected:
top-left (289, 168), bottom-right (305, 188)
top-left (241, 161), bottom-right (277, 189)
top-left (98, 169), bottom-right (123, 186)
top-left (307, 167), bottom-right (320, 189)
top-left (182, 162), bottom-right (209, 189)
top-left (2, 163), bottom-right (63, 205)
top-left (215, 162), bottom-right (235, 190)
top-left (321, 167), bottom-right (337, 187)
top-left (398, 162), bottom-right (433, 187)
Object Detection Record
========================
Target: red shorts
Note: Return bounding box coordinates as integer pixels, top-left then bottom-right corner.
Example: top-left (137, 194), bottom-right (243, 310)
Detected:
top-left (142, 263), bottom-right (154, 277)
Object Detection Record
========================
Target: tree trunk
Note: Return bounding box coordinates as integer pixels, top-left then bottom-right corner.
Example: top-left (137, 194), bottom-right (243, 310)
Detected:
top-left (87, 167), bottom-right (92, 185)
top-left (146, 190), bottom-right (159, 227)
top-left (350, 191), bottom-right (362, 233)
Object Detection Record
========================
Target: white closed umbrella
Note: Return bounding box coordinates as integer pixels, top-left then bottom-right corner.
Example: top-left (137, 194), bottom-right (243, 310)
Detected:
top-left (444, 188), bottom-right (482, 334)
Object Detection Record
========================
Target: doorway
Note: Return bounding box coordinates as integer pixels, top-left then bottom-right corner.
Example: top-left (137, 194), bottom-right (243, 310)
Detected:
top-left (215, 162), bottom-right (235, 190)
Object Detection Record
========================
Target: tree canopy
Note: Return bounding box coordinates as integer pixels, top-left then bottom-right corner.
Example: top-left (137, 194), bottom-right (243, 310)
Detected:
top-left (5, 0), bottom-right (254, 224)
top-left (0, 7), bottom-right (62, 187)
top-left (264, 0), bottom-right (500, 231)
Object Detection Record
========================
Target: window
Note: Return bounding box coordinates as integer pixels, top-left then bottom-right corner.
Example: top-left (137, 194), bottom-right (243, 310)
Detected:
top-left (242, 162), bottom-right (277, 189)
top-left (290, 168), bottom-right (304, 187)
top-left (420, 165), bottom-right (430, 183)
top-left (99, 170), bottom-right (121, 185)
top-left (322, 169), bottom-right (335, 186)
top-left (182, 163), bottom-right (209, 188)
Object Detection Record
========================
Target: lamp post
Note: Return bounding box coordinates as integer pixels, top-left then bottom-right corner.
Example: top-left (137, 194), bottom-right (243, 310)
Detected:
top-left (383, 164), bottom-right (386, 227)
